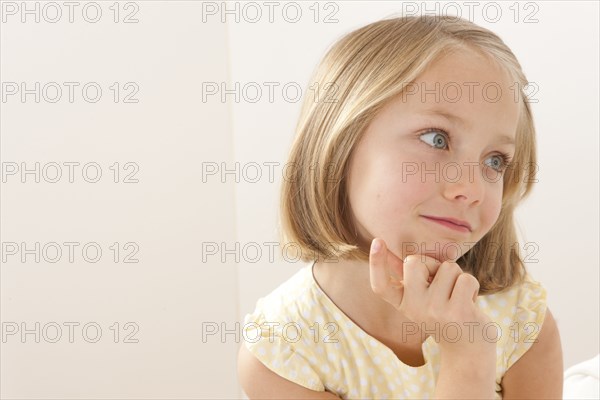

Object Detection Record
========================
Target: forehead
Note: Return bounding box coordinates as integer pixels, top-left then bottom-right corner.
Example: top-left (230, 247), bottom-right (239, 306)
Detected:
top-left (420, 46), bottom-right (509, 83)
top-left (393, 47), bottom-right (521, 136)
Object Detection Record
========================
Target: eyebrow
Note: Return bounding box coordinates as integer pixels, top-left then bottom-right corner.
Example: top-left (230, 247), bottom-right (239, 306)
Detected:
top-left (421, 109), bottom-right (516, 146)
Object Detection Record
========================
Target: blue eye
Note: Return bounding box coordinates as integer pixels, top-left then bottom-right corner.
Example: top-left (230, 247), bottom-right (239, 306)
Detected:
top-left (419, 128), bottom-right (513, 173)
top-left (486, 153), bottom-right (513, 172)
top-left (420, 129), bottom-right (448, 149)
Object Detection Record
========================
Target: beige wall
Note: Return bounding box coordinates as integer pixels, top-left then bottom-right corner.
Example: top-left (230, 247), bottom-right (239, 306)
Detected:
top-left (0, 2), bottom-right (239, 398)
top-left (1, 1), bottom-right (598, 398)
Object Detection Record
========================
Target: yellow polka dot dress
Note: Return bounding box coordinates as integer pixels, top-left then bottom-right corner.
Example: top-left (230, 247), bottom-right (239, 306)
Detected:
top-left (242, 260), bottom-right (547, 399)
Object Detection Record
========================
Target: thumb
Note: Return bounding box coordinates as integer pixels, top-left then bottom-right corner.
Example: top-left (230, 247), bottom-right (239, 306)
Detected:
top-left (383, 241), bottom-right (405, 283)
top-left (369, 238), bottom-right (404, 308)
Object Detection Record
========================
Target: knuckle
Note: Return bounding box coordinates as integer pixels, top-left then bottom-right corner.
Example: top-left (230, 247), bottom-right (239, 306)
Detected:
top-left (456, 271), bottom-right (469, 281)
top-left (403, 255), bottom-right (416, 266)
top-left (439, 261), bottom-right (455, 272)
top-left (445, 261), bottom-right (462, 275)
top-left (459, 272), bottom-right (480, 287)
top-left (404, 256), bottom-right (417, 268)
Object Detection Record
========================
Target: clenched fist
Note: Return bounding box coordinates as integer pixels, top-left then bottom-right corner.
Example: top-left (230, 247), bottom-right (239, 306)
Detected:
top-left (368, 237), bottom-right (496, 357)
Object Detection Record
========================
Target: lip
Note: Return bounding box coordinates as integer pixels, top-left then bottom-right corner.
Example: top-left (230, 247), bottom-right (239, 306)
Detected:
top-left (422, 215), bottom-right (472, 233)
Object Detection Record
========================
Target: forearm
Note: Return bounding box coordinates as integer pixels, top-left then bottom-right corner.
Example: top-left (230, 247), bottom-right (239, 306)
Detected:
top-left (433, 353), bottom-right (496, 399)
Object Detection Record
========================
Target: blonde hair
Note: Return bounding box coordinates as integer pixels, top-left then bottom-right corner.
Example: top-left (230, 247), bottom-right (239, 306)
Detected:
top-left (278, 15), bottom-right (537, 294)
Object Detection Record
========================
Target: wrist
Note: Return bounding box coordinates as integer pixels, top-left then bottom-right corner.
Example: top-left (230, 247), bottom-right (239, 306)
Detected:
top-left (439, 348), bottom-right (496, 378)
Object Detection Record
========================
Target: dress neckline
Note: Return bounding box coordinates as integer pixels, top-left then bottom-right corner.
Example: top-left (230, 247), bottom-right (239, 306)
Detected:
top-left (307, 259), bottom-right (433, 370)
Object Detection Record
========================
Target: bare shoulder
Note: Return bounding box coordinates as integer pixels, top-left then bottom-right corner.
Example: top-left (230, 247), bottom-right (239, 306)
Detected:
top-left (237, 344), bottom-right (341, 400)
top-left (501, 307), bottom-right (564, 399)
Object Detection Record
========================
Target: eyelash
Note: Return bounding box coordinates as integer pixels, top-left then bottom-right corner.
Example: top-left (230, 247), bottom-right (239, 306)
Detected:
top-left (420, 127), bottom-right (514, 172)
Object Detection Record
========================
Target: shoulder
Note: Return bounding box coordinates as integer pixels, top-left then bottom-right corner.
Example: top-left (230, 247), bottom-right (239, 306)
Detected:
top-left (237, 343), bottom-right (341, 399)
top-left (500, 307), bottom-right (564, 399)
top-left (492, 273), bottom-right (563, 398)
top-left (245, 264), bottom-right (315, 322)
top-left (240, 263), bottom-right (330, 393)
top-left (504, 273), bottom-right (549, 365)
top-left (480, 273), bottom-right (548, 363)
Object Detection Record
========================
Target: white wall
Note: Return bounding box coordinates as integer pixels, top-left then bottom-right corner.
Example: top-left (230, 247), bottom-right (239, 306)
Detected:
top-left (0, 2), bottom-right (238, 398)
top-left (1, 1), bottom-right (597, 398)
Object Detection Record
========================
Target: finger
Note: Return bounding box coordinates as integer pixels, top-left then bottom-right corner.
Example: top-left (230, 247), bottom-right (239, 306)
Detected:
top-left (369, 238), bottom-right (403, 307)
top-left (429, 261), bottom-right (463, 303)
top-left (384, 242), bottom-right (405, 283)
top-left (402, 254), bottom-right (442, 291)
top-left (450, 273), bottom-right (480, 305)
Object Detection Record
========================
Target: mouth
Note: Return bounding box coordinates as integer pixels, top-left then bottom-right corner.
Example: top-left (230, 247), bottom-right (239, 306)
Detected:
top-left (421, 215), bottom-right (472, 233)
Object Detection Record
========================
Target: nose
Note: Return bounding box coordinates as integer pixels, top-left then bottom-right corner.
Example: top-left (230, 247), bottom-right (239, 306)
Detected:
top-left (441, 160), bottom-right (486, 204)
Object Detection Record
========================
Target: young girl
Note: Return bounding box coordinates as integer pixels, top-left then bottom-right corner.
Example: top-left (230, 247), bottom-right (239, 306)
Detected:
top-left (238, 15), bottom-right (563, 399)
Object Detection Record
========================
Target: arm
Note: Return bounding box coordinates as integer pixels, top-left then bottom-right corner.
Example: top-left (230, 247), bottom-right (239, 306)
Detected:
top-left (433, 343), bottom-right (497, 399)
top-left (237, 344), bottom-right (341, 400)
top-left (501, 307), bottom-right (564, 399)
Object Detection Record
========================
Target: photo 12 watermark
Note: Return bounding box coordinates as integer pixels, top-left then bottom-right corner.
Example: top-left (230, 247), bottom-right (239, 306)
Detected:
top-left (1, 82), bottom-right (140, 103)
top-left (1, 162), bottom-right (140, 183)
top-left (200, 1), bottom-right (341, 24)
top-left (2, 321), bottom-right (140, 343)
top-left (201, 161), bottom-right (339, 184)
top-left (398, 80), bottom-right (539, 104)
top-left (201, 81), bottom-right (340, 104)
top-left (202, 320), bottom-right (340, 344)
top-left (1, 1), bottom-right (140, 24)
top-left (1, 242), bottom-right (140, 264)
top-left (397, 1), bottom-right (540, 24)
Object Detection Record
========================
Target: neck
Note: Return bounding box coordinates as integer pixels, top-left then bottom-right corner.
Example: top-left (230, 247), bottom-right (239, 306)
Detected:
top-left (313, 257), bottom-right (417, 334)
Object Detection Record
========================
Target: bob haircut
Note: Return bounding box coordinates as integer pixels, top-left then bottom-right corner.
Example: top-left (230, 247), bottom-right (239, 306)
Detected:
top-left (278, 15), bottom-right (537, 295)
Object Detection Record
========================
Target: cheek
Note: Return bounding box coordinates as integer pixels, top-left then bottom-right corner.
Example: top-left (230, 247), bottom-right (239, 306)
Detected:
top-left (481, 185), bottom-right (504, 229)
top-left (392, 151), bottom-right (444, 187)
top-left (366, 166), bottom-right (430, 222)
top-left (348, 162), bottom-right (418, 229)
top-left (347, 147), bottom-right (436, 234)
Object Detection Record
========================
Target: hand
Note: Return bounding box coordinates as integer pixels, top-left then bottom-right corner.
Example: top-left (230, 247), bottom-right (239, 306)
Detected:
top-left (369, 238), bottom-right (495, 356)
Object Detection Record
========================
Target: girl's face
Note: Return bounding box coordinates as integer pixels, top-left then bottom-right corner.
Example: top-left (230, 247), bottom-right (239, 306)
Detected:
top-left (347, 47), bottom-right (520, 263)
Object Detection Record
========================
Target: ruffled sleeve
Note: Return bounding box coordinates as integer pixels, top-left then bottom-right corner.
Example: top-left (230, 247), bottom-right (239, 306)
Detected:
top-left (242, 301), bottom-right (325, 392)
top-left (504, 273), bottom-right (548, 370)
